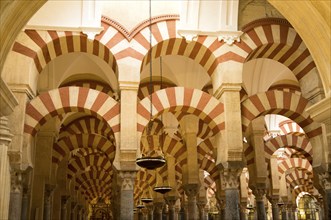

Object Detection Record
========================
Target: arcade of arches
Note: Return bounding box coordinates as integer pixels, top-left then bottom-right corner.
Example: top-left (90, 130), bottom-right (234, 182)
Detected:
top-left (0, 1), bottom-right (330, 220)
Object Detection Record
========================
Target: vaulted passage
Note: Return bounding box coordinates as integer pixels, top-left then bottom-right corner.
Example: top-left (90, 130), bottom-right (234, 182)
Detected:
top-left (0, 1), bottom-right (330, 220)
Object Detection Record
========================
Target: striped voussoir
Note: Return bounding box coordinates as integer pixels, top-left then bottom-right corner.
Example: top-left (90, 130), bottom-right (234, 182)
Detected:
top-left (58, 116), bottom-right (115, 142)
top-left (264, 134), bottom-right (312, 161)
top-left (287, 177), bottom-right (312, 190)
top-left (24, 87), bottom-right (120, 137)
top-left (278, 158), bottom-right (312, 178)
top-left (279, 119), bottom-right (305, 135)
top-left (52, 133), bottom-right (116, 165)
top-left (12, 30), bottom-right (118, 76)
top-left (236, 18), bottom-right (317, 83)
top-left (72, 166), bottom-right (112, 182)
top-left (67, 155), bottom-right (112, 179)
top-left (138, 81), bottom-right (176, 101)
top-left (61, 80), bottom-right (116, 98)
top-left (137, 87), bottom-right (225, 136)
top-left (199, 157), bottom-right (219, 182)
top-left (197, 138), bottom-right (215, 162)
top-left (241, 90), bottom-right (322, 138)
top-left (293, 185), bottom-right (314, 197)
top-left (76, 179), bottom-right (111, 194)
top-left (83, 185), bottom-right (112, 201)
top-left (98, 15), bottom-right (178, 61)
top-left (286, 170), bottom-right (310, 186)
top-left (141, 38), bottom-right (218, 76)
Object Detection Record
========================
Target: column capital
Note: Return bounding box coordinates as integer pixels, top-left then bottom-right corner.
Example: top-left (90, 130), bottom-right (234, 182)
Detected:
top-left (0, 78), bottom-right (19, 117)
top-left (61, 195), bottom-right (71, 206)
top-left (220, 167), bottom-right (242, 189)
top-left (118, 170), bottom-right (137, 190)
top-left (318, 171), bottom-right (331, 191)
top-left (45, 184), bottom-right (56, 198)
top-left (183, 183), bottom-right (200, 198)
top-left (253, 188), bottom-right (267, 201)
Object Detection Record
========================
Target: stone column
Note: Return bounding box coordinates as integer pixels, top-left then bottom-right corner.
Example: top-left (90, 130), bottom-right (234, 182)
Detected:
top-left (197, 201), bottom-right (207, 220)
top-left (318, 172), bottom-right (331, 219)
top-left (253, 188), bottom-right (267, 220)
top-left (269, 197), bottom-right (280, 220)
top-left (61, 195), bottom-right (70, 220)
top-left (44, 184), bottom-right (56, 220)
top-left (70, 202), bottom-right (77, 220)
top-left (118, 171), bottom-right (136, 220)
top-left (0, 116), bottom-right (13, 220)
top-left (183, 184), bottom-right (199, 220)
top-left (220, 168), bottom-right (242, 220)
top-left (174, 206), bottom-right (180, 220)
top-left (76, 205), bottom-right (82, 220)
top-left (9, 168), bottom-right (23, 220)
top-left (281, 204), bottom-right (288, 220)
top-left (153, 202), bottom-right (163, 220)
top-left (146, 203), bottom-right (154, 220)
top-left (21, 186), bottom-right (30, 220)
top-left (165, 196), bottom-right (178, 220)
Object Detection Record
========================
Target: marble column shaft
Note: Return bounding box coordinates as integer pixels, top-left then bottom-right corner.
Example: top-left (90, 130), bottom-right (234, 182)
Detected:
top-left (60, 196), bottom-right (70, 220)
top-left (119, 171), bottom-right (136, 220)
top-left (253, 188), bottom-right (267, 220)
top-left (9, 169), bottom-right (23, 220)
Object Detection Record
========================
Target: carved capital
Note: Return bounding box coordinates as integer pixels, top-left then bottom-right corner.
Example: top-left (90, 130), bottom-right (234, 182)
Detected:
top-left (71, 202), bottom-right (77, 210)
top-left (221, 168), bottom-right (241, 189)
top-left (253, 188), bottom-right (267, 201)
top-left (268, 196), bottom-right (280, 206)
top-left (118, 171), bottom-right (136, 190)
top-left (154, 202), bottom-right (164, 213)
top-left (61, 195), bottom-right (70, 206)
top-left (45, 184), bottom-right (56, 198)
top-left (164, 195), bottom-right (178, 208)
top-left (318, 172), bottom-right (331, 191)
top-left (183, 184), bottom-right (200, 198)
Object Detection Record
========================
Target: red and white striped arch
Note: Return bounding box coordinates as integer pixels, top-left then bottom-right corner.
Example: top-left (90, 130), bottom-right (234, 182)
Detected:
top-left (278, 158), bottom-right (313, 178)
top-left (74, 168), bottom-right (112, 186)
top-left (83, 185), bottom-right (112, 201)
top-left (293, 185), bottom-right (314, 198)
top-left (236, 18), bottom-right (318, 83)
top-left (137, 87), bottom-right (225, 136)
top-left (279, 119), bottom-right (305, 135)
top-left (138, 81), bottom-right (176, 101)
top-left (241, 90), bottom-right (322, 138)
top-left (264, 134), bottom-right (312, 160)
top-left (60, 80), bottom-right (116, 98)
top-left (24, 87), bottom-right (120, 137)
top-left (13, 30), bottom-right (118, 76)
top-left (97, 15), bottom-right (178, 61)
top-left (58, 116), bottom-right (115, 141)
top-left (199, 157), bottom-right (219, 182)
top-left (67, 155), bottom-right (112, 177)
top-left (76, 179), bottom-right (111, 194)
top-left (141, 38), bottom-right (218, 76)
top-left (197, 138), bottom-right (215, 162)
top-left (52, 134), bottom-right (115, 165)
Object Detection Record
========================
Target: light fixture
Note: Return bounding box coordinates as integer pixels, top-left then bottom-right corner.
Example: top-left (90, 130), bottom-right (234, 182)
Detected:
top-left (141, 186), bottom-right (153, 203)
top-left (153, 167), bottom-right (172, 194)
top-left (136, 0), bottom-right (166, 170)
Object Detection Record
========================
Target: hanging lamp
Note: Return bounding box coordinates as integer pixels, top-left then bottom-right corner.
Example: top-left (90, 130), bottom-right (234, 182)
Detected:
top-left (136, 0), bottom-right (166, 170)
top-left (153, 165), bottom-right (172, 194)
top-left (141, 186), bottom-right (153, 203)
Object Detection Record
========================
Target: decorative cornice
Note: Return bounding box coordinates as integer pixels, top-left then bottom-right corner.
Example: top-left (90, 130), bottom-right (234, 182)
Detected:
top-left (101, 14), bottom-right (180, 41)
top-left (306, 96), bottom-right (331, 123)
top-left (8, 83), bottom-right (35, 100)
top-left (177, 29), bottom-right (243, 45)
top-left (0, 78), bottom-right (18, 116)
top-left (241, 17), bottom-right (292, 33)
